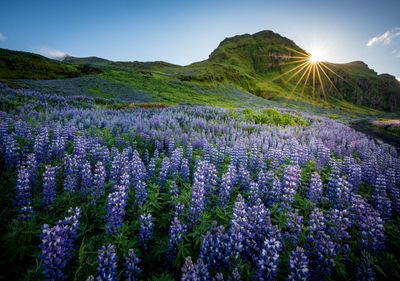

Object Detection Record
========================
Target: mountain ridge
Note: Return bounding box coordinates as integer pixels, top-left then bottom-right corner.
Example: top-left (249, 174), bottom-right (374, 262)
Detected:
top-left (1, 30), bottom-right (399, 112)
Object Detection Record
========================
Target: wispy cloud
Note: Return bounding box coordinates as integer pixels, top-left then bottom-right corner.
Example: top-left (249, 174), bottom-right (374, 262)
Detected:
top-left (367, 27), bottom-right (400, 46)
top-left (392, 49), bottom-right (400, 58)
top-left (0, 32), bottom-right (6, 42)
top-left (36, 47), bottom-right (68, 59)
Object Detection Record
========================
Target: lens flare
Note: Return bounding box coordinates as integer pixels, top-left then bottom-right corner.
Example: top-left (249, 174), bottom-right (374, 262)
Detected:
top-left (271, 47), bottom-right (347, 100)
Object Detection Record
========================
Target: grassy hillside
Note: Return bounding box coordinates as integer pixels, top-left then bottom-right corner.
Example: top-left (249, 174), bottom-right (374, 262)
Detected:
top-left (1, 31), bottom-right (399, 113)
top-left (0, 48), bottom-right (101, 80)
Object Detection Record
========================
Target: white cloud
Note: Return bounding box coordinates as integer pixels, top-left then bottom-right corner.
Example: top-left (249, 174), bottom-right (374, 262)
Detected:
top-left (36, 47), bottom-right (68, 59)
top-left (367, 27), bottom-right (400, 46)
top-left (0, 32), bottom-right (6, 42)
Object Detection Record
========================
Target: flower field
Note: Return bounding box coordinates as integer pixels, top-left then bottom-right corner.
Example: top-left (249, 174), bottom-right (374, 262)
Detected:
top-left (0, 83), bottom-right (399, 281)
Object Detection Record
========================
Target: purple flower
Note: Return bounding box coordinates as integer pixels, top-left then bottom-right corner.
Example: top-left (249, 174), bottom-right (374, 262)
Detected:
top-left (96, 244), bottom-right (117, 281)
top-left (189, 163), bottom-right (206, 224)
top-left (217, 164), bottom-right (236, 207)
top-left (281, 165), bottom-right (301, 210)
top-left (139, 213), bottom-right (154, 246)
top-left (42, 166), bottom-right (58, 209)
top-left (125, 249), bottom-right (141, 281)
top-left (39, 207), bottom-right (81, 280)
top-left (199, 223), bottom-right (230, 269)
top-left (181, 256), bottom-right (210, 281)
top-left (158, 157), bottom-right (170, 186)
top-left (168, 216), bottom-right (187, 259)
top-left (228, 194), bottom-right (249, 258)
top-left (350, 195), bottom-right (385, 254)
top-left (105, 185), bottom-right (128, 235)
top-left (256, 237), bottom-right (281, 281)
top-left (306, 208), bottom-right (337, 279)
top-left (134, 180), bottom-right (147, 207)
top-left (372, 174), bottom-right (392, 220)
top-left (92, 161), bottom-right (106, 202)
top-left (81, 160), bottom-right (93, 196)
top-left (15, 164), bottom-right (31, 208)
top-left (288, 247), bottom-right (309, 281)
top-left (307, 172), bottom-right (322, 204)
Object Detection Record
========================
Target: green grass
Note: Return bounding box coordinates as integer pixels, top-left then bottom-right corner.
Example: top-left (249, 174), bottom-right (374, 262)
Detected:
top-left (0, 48), bottom-right (101, 80)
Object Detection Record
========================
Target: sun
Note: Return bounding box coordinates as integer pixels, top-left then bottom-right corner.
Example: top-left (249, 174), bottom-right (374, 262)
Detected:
top-left (308, 49), bottom-right (328, 63)
top-left (271, 46), bottom-right (345, 100)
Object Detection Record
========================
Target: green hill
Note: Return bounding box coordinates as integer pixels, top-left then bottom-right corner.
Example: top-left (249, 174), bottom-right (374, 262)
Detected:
top-left (1, 30), bottom-right (399, 112)
top-left (0, 48), bottom-right (101, 80)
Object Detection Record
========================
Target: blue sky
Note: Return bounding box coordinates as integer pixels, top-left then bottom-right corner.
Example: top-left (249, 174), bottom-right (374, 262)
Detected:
top-left (0, 0), bottom-right (399, 78)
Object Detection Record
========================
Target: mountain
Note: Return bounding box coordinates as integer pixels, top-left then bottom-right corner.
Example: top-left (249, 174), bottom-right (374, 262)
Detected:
top-left (0, 48), bottom-right (101, 80)
top-left (0, 30), bottom-right (399, 112)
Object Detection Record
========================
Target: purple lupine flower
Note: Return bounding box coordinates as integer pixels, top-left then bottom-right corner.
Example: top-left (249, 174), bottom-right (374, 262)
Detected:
top-left (248, 182), bottom-right (260, 206)
top-left (266, 176), bottom-right (282, 207)
top-left (158, 157), bottom-right (170, 186)
top-left (130, 150), bottom-right (147, 184)
top-left (105, 185), bottom-right (128, 235)
top-left (186, 143), bottom-right (193, 164)
top-left (237, 164), bottom-right (251, 191)
top-left (169, 181), bottom-right (179, 198)
top-left (92, 161), bottom-right (106, 202)
top-left (34, 128), bottom-right (49, 162)
top-left (281, 165), bottom-right (301, 210)
top-left (5, 134), bottom-right (18, 168)
top-left (326, 166), bottom-right (352, 208)
top-left (173, 202), bottom-right (185, 218)
top-left (180, 158), bottom-right (190, 181)
top-left (63, 174), bottom-right (77, 193)
top-left (327, 209), bottom-right (351, 252)
top-left (170, 147), bottom-right (184, 175)
top-left (199, 223), bottom-right (230, 270)
top-left (168, 216), bottom-right (187, 259)
top-left (385, 167), bottom-right (400, 215)
top-left (96, 244), bottom-right (117, 281)
top-left (256, 237), bottom-right (281, 281)
top-left (181, 256), bottom-right (210, 281)
top-left (148, 157), bottom-right (156, 178)
top-left (316, 142), bottom-right (330, 170)
top-left (348, 163), bottom-right (362, 189)
top-left (15, 164), bottom-right (31, 208)
top-left (139, 213), bottom-right (154, 246)
top-left (306, 208), bottom-right (337, 279)
top-left (246, 198), bottom-right (281, 264)
top-left (42, 166), bottom-right (58, 209)
top-left (361, 157), bottom-right (378, 185)
top-left (217, 164), bottom-right (236, 207)
top-left (26, 152), bottom-right (38, 188)
top-left (18, 205), bottom-right (34, 221)
top-left (229, 194), bottom-right (249, 258)
top-left (110, 151), bottom-right (129, 184)
top-left (39, 207), bottom-right (81, 280)
top-left (372, 174), bottom-right (392, 220)
top-left (285, 210), bottom-right (303, 247)
top-left (81, 160), bottom-right (93, 196)
top-left (350, 195), bottom-right (385, 254)
top-left (134, 180), bottom-right (147, 207)
top-left (189, 164), bottom-right (206, 224)
top-left (307, 172), bottom-right (323, 204)
top-left (288, 247), bottom-right (309, 281)
top-left (125, 249), bottom-right (141, 281)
